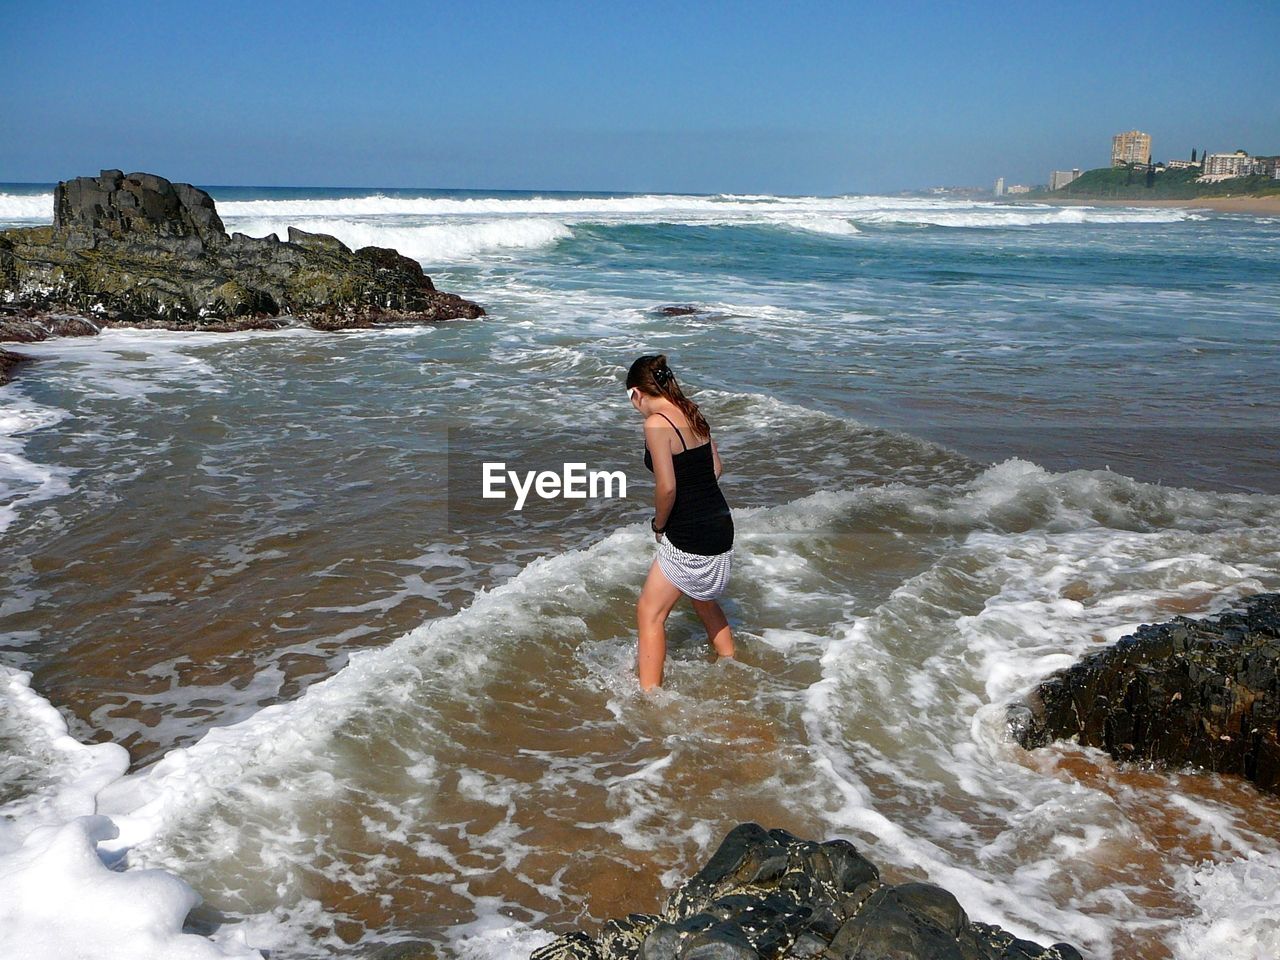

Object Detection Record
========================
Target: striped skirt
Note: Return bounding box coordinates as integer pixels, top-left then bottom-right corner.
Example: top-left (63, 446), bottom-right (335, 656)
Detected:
top-left (656, 535), bottom-right (732, 601)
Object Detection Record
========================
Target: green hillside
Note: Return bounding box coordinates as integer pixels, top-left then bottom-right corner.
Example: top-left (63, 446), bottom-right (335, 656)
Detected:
top-left (1033, 165), bottom-right (1280, 200)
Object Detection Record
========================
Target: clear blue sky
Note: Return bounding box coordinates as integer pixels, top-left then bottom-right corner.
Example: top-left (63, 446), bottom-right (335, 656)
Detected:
top-left (2, 0), bottom-right (1278, 194)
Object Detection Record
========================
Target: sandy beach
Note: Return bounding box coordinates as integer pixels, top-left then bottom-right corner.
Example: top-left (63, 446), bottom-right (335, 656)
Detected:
top-left (1027, 194), bottom-right (1280, 216)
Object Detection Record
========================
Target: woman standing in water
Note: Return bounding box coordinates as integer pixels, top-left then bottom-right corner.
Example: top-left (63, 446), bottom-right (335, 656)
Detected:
top-left (626, 355), bottom-right (735, 690)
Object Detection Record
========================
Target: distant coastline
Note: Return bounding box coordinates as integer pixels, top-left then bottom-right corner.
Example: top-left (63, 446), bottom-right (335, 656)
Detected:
top-left (1022, 194), bottom-right (1280, 216)
top-left (1012, 160), bottom-right (1280, 211)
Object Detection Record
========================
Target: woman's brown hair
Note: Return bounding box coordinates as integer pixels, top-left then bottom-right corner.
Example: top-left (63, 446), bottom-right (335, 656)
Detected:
top-left (626, 354), bottom-right (711, 440)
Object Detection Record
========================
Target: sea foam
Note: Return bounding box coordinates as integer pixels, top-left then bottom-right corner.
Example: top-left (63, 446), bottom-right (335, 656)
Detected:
top-left (0, 667), bottom-right (258, 959)
top-left (0, 816), bottom-right (262, 960)
top-left (0, 191), bottom-right (54, 221)
top-left (801, 462), bottom-right (1279, 955)
top-left (1172, 853), bottom-right (1280, 960)
top-left (0, 190), bottom-right (1200, 265)
top-left (8, 453), bottom-right (1278, 957)
top-left (0, 396), bottom-right (73, 536)
top-left (221, 215), bottom-right (573, 262)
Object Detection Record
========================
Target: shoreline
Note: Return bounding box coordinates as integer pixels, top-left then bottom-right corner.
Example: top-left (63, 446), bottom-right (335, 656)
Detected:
top-left (1022, 194), bottom-right (1280, 216)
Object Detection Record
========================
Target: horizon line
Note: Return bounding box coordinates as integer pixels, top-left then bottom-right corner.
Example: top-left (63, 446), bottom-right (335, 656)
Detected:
top-left (0, 179), bottom-right (1004, 199)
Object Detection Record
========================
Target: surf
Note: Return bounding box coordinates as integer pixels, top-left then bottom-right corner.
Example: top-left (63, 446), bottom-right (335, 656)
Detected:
top-left (2, 447), bottom-right (1277, 958)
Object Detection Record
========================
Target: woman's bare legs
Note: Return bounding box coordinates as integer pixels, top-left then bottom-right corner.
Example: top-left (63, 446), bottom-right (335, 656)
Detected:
top-left (636, 559), bottom-right (682, 690)
top-left (691, 598), bottom-right (735, 658)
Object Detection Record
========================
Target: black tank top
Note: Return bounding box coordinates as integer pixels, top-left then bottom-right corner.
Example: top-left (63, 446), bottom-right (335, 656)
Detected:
top-left (643, 412), bottom-right (734, 556)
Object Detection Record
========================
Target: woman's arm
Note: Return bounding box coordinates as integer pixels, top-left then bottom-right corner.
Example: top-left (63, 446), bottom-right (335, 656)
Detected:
top-left (711, 438), bottom-right (723, 480)
top-left (645, 416), bottom-right (677, 537)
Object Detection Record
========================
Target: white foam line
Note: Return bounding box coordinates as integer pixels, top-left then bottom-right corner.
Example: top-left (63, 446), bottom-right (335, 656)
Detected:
top-left (0, 667), bottom-right (258, 959)
top-left (3, 190), bottom-right (1200, 225)
top-left (221, 216), bottom-right (573, 261)
top-left (6, 189), bottom-right (1199, 268)
top-left (0, 192), bottom-right (54, 219)
top-left (1171, 853), bottom-right (1280, 960)
top-left (205, 193), bottom-right (1198, 225)
top-left (805, 624), bottom-right (1113, 948)
top-left (0, 394), bottom-right (74, 535)
top-left (12, 326), bottom-right (321, 401)
top-left (795, 459), bottom-right (1280, 956)
top-left (0, 668), bottom-right (130, 849)
top-left (94, 524), bottom-right (647, 847)
top-left (613, 752), bottom-right (676, 783)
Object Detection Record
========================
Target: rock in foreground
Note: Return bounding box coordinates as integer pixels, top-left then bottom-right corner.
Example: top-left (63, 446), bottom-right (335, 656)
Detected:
top-left (531, 823), bottom-right (1081, 960)
top-left (0, 169), bottom-right (483, 343)
top-left (1009, 593), bottom-right (1280, 794)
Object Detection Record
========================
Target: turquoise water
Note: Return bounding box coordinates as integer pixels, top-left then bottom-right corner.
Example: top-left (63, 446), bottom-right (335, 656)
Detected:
top-left (1, 187), bottom-right (1279, 960)
top-left (199, 186), bottom-right (1280, 491)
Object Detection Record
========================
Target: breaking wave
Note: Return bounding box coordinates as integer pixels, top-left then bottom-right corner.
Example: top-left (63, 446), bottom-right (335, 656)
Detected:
top-left (222, 216), bottom-right (574, 262)
top-left (1, 188), bottom-right (1199, 263)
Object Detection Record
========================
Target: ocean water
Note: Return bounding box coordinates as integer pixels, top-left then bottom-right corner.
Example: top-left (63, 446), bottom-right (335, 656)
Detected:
top-left (0, 186), bottom-right (1278, 960)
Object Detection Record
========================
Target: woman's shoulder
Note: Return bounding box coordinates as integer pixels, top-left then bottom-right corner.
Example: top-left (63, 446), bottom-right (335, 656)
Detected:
top-left (643, 410), bottom-right (689, 431)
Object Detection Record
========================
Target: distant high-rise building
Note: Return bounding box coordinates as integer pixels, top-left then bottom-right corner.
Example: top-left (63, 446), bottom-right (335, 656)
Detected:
top-left (1050, 168), bottom-right (1082, 190)
top-left (1243, 155), bottom-right (1279, 177)
top-left (994, 177), bottom-right (1005, 197)
top-left (1203, 151), bottom-right (1260, 177)
top-left (1112, 130), bottom-right (1152, 167)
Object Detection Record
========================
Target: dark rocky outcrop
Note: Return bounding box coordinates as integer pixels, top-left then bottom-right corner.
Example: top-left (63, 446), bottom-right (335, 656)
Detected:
top-left (53, 169), bottom-right (228, 249)
top-left (1009, 593), bottom-right (1280, 794)
top-left (0, 170), bottom-right (484, 357)
top-left (531, 824), bottom-right (1081, 960)
top-left (0, 347), bottom-right (32, 385)
top-left (655, 305), bottom-right (705, 317)
top-left (0, 300), bottom-right (106, 343)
